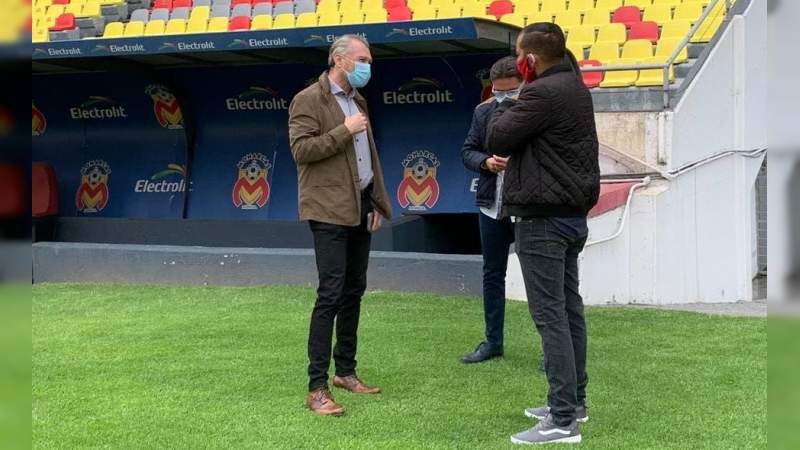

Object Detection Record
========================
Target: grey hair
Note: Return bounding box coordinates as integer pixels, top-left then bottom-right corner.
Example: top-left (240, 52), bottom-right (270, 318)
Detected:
top-left (328, 34), bottom-right (370, 67)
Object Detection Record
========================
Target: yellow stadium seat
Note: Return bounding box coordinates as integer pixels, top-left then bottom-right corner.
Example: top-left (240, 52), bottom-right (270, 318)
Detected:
top-left (461, 2), bottom-right (487, 17)
top-left (64, 3), bottom-right (83, 16)
top-left (413, 6), bottom-right (438, 20)
top-left (684, 0), bottom-right (711, 5)
top-left (642, 4), bottom-right (671, 23)
top-left (526, 11), bottom-right (555, 24)
top-left (624, 0), bottom-right (652, 9)
top-left (660, 19), bottom-right (690, 40)
top-left (81, 3), bottom-right (101, 16)
top-left (340, 10), bottom-right (364, 24)
top-left (408, 0), bottom-right (430, 9)
top-left (316, 0), bottom-right (338, 14)
top-left (514, 2), bottom-right (540, 16)
top-left (589, 41), bottom-right (620, 61)
top-left (338, 0), bottom-right (361, 12)
top-left (362, 0), bottom-right (383, 10)
top-left (437, 4), bottom-right (462, 18)
top-left (652, 0), bottom-right (681, 6)
top-left (553, 10), bottom-right (581, 31)
top-left (102, 21), bottom-right (124, 37)
top-left (595, 0), bottom-right (623, 10)
top-left (673, 2), bottom-right (703, 22)
top-left (250, 14), bottom-right (272, 30)
top-left (599, 58), bottom-right (638, 87)
top-left (566, 25), bottom-right (596, 49)
top-left (38, 0), bottom-right (53, 8)
top-left (540, 0), bottom-right (566, 13)
top-left (33, 28), bottom-right (49, 42)
top-left (430, 0), bottom-right (455, 7)
top-left (567, 42), bottom-right (586, 60)
top-left (583, 8), bottom-right (611, 28)
top-left (567, 0), bottom-right (594, 13)
top-left (124, 21), bottom-right (145, 37)
top-left (165, 19), bottom-right (186, 34)
top-left (635, 56), bottom-right (674, 87)
top-left (621, 38), bottom-right (653, 59)
top-left (295, 12), bottom-right (318, 26)
top-left (595, 23), bottom-right (626, 46)
top-left (690, 15), bottom-right (723, 43)
top-left (187, 18), bottom-right (209, 33)
top-left (364, 8), bottom-right (387, 23)
top-left (655, 37), bottom-right (688, 63)
top-left (317, 11), bottom-right (341, 25)
top-left (272, 13), bottom-right (296, 28)
top-left (207, 17), bottom-right (228, 32)
top-left (190, 6), bottom-right (210, 22)
top-left (144, 19), bottom-right (166, 35)
top-left (500, 13), bottom-right (525, 27)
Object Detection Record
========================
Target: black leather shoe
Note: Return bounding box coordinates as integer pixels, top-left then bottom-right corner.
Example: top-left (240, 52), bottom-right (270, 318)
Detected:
top-left (461, 342), bottom-right (503, 364)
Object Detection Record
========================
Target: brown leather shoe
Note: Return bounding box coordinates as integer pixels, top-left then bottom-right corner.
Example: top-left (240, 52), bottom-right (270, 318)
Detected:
top-left (305, 387), bottom-right (345, 416)
top-left (332, 375), bottom-right (382, 394)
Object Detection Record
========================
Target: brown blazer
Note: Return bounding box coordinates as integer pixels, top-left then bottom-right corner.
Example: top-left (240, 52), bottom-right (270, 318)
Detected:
top-left (288, 72), bottom-right (393, 227)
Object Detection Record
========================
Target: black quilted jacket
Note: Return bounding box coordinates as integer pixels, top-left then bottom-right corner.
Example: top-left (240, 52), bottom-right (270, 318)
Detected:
top-left (486, 63), bottom-right (600, 218)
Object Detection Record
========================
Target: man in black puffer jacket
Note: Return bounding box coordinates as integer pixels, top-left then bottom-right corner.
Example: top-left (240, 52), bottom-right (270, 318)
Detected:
top-left (486, 22), bottom-right (599, 446)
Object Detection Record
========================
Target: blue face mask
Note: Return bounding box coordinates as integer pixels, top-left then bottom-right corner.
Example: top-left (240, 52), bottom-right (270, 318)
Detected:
top-left (345, 60), bottom-right (371, 88)
top-left (493, 88), bottom-right (520, 103)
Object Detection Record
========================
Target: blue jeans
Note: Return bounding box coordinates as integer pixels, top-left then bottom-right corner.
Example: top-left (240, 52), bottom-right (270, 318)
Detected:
top-left (515, 217), bottom-right (588, 427)
top-left (478, 213), bottom-right (515, 348)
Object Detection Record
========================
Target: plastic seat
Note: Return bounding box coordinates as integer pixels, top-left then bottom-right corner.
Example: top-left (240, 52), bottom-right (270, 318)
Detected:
top-left (463, 2), bottom-right (488, 17)
top-left (384, 0), bottom-right (407, 9)
top-left (588, 41), bottom-right (620, 61)
top-left (231, 4), bottom-right (252, 18)
top-left (229, 15), bottom-right (250, 29)
top-left (338, 0), bottom-right (360, 11)
top-left (407, 0), bottom-right (429, 10)
top-left (500, 12), bottom-right (525, 27)
top-left (172, 7), bottom-right (192, 20)
top-left (660, 19), bottom-right (690, 39)
top-left (253, 2), bottom-right (273, 15)
top-left (635, 55), bottom-right (674, 86)
top-left (272, 2), bottom-right (294, 15)
top-left (151, 8), bottom-right (171, 21)
top-left (250, 13), bottom-right (273, 28)
top-left (567, 41), bottom-right (586, 60)
top-left (652, 0), bottom-right (681, 7)
top-left (599, 58), bottom-right (638, 87)
top-left (207, 16), bottom-right (229, 31)
top-left (186, 17), bottom-right (209, 32)
top-left (567, 0), bottom-right (594, 14)
top-left (317, 11), bottom-right (340, 25)
top-left (130, 8), bottom-right (150, 22)
top-left (153, 0), bottom-right (173, 10)
top-left (629, 20), bottom-right (658, 42)
top-left (190, 6), bottom-right (211, 21)
top-left (624, 0), bottom-right (651, 9)
top-left (595, 23), bottom-right (625, 46)
top-left (31, 163), bottom-right (58, 218)
top-left (340, 9), bottom-right (364, 23)
top-left (690, 15), bottom-right (723, 43)
top-left (102, 21), bottom-right (124, 36)
top-left (514, 2), bottom-right (539, 16)
top-left (164, 18), bottom-right (186, 33)
top-left (210, 4), bottom-right (231, 18)
top-left (174, 0), bottom-right (192, 7)
top-left (363, 8), bottom-right (387, 23)
top-left (539, 0), bottom-right (566, 14)
top-left (526, 11), bottom-right (555, 24)
top-left (412, 6), bottom-right (437, 20)
top-left (583, 8), bottom-right (611, 28)
top-left (295, 0), bottom-right (316, 14)
top-left (612, 5), bottom-right (641, 27)
top-left (271, 12), bottom-right (294, 27)
top-left (64, 3), bottom-right (83, 16)
top-left (553, 10), bottom-right (581, 31)
top-left (436, 4), bottom-right (461, 19)
top-left (486, 0), bottom-right (511, 19)
top-left (621, 38), bottom-right (653, 59)
top-left (566, 24), bottom-right (596, 49)
top-left (595, 0), bottom-right (623, 10)
top-left (642, 4), bottom-right (671, 23)
top-left (655, 37), bottom-right (687, 63)
top-left (315, 0), bottom-right (337, 13)
top-left (230, 0), bottom-right (251, 5)
top-left (295, 11), bottom-right (317, 25)
top-left (123, 20), bottom-right (145, 36)
top-left (673, 2), bottom-right (703, 22)
top-left (144, 19), bottom-right (166, 34)
top-left (388, 5), bottom-right (412, 20)
top-left (578, 59), bottom-right (603, 88)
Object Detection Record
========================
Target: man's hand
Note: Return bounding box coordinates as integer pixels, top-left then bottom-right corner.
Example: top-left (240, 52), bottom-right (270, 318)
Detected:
top-left (370, 210), bottom-right (383, 232)
top-left (482, 155), bottom-right (508, 173)
top-left (344, 113), bottom-right (368, 135)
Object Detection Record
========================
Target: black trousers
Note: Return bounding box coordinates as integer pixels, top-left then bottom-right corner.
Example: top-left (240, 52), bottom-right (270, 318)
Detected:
top-left (515, 217), bottom-right (588, 427)
top-left (307, 191), bottom-right (373, 391)
top-left (478, 213), bottom-right (515, 347)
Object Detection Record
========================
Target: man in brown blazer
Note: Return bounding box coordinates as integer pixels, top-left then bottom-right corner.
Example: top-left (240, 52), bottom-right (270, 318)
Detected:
top-left (288, 34), bottom-right (393, 416)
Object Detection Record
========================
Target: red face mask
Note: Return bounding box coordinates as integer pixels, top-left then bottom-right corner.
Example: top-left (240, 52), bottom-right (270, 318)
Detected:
top-left (516, 54), bottom-right (536, 83)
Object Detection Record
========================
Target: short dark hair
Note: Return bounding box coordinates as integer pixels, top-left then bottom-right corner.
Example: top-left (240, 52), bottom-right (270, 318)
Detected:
top-left (518, 22), bottom-right (566, 64)
top-left (489, 56), bottom-right (522, 82)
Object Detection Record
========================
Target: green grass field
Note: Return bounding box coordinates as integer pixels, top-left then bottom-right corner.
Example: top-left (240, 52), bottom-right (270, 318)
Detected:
top-left (32, 284), bottom-right (766, 449)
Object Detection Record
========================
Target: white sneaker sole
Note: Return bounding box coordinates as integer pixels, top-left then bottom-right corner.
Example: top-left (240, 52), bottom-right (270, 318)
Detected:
top-left (510, 435), bottom-right (582, 445)
top-left (524, 410), bottom-right (589, 423)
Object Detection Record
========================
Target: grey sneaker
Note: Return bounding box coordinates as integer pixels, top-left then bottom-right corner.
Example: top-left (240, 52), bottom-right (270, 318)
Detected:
top-left (511, 414), bottom-right (581, 445)
top-left (524, 405), bottom-right (588, 423)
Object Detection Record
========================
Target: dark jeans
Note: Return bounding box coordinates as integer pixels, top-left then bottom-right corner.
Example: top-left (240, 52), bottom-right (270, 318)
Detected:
top-left (478, 213), bottom-right (515, 348)
top-left (515, 217), bottom-right (588, 427)
top-left (307, 193), bottom-right (372, 391)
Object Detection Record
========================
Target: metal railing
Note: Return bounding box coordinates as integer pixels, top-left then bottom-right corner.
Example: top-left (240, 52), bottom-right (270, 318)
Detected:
top-left (579, 0), bottom-right (732, 109)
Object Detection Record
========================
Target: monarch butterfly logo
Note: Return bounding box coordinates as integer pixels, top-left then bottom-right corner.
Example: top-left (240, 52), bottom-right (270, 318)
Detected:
top-left (396, 150), bottom-right (441, 211)
top-left (145, 84), bottom-right (183, 129)
top-left (32, 102), bottom-right (46, 136)
top-left (232, 153), bottom-right (271, 210)
top-left (75, 160), bottom-right (111, 213)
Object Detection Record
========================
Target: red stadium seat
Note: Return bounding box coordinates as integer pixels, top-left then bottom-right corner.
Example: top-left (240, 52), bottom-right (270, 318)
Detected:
top-left (612, 6), bottom-right (641, 28)
top-left (229, 15), bottom-right (251, 30)
top-left (31, 163), bottom-right (58, 218)
top-left (48, 13), bottom-right (75, 31)
top-left (52, 0), bottom-right (70, 4)
top-left (629, 21), bottom-right (659, 42)
top-left (579, 59), bottom-right (603, 88)
top-left (488, 0), bottom-right (513, 20)
top-left (0, 164), bottom-right (26, 219)
top-left (173, 0), bottom-right (193, 7)
top-left (388, 6), bottom-right (412, 21)
top-left (384, 0), bottom-right (406, 9)
top-left (272, 0), bottom-right (291, 4)
top-left (231, 0), bottom-right (252, 5)
top-left (153, 0), bottom-right (173, 10)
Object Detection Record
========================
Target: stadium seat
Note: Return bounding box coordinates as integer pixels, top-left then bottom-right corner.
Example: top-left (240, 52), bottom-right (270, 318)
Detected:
top-left (153, 0), bottom-right (173, 10)
top-left (660, 19), bottom-right (690, 39)
top-left (48, 12), bottom-right (75, 30)
top-left (295, 0), bottom-right (317, 14)
top-left (388, 5), bottom-right (412, 20)
top-left (642, 4), bottom-right (671, 23)
top-left (655, 37), bottom-right (687, 63)
top-left (253, 2), bottom-right (273, 15)
top-left (635, 55), bottom-right (674, 86)
top-left (172, 7), bottom-right (192, 20)
top-left (272, 12), bottom-right (295, 27)
top-left (195, 0), bottom-right (213, 6)
top-left (407, 0), bottom-right (429, 10)
top-left (566, 24), bottom-right (596, 49)
top-left (102, 21), bottom-right (124, 36)
top-left (230, 4), bottom-right (250, 17)
top-left (174, 0), bottom-right (192, 7)
top-left (317, 11), bottom-right (340, 25)
top-left (187, 17), bottom-right (209, 32)
top-left (514, 2), bottom-right (539, 16)
top-left (579, 59), bottom-right (603, 88)
top-left (412, 6), bottom-right (437, 20)
top-left (339, 0), bottom-right (360, 11)
top-left (81, 3), bottom-right (102, 17)
top-left (527, 11), bottom-right (555, 24)
top-left (690, 14), bottom-right (723, 43)
top-left (316, 0), bottom-right (337, 13)
top-left (567, 0), bottom-right (594, 14)
top-left (189, 5), bottom-right (211, 20)
top-left (595, 23), bottom-right (626, 46)
top-left (340, 9), bottom-right (364, 23)
top-left (31, 163), bottom-right (58, 218)
top-left (624, 0), bottom-right (651, 8)
top-left (629, 20), bottom-right (658, 42)
top-left (612, 5), bottom-right (641, 27)
top-left (123, 20), bottom-right (145, 36)
top-left (272, 2), bottom-right (294, 15)
top-left (595, 0), bottom-right (623, 10)
top-left (229, 15), bottom-right (250, 29)
top-left (207, 16), bottom-right (229, 31)
top-left (674, 2), bottom-right (703, 22)
top-left (151, 8), bottom-right (171, 22)
top-left (363, 8), bottom-right (387, 23)
top-left (210, 4), bottom-right (230, 18)
top-left (295, 11), bottom-right (318, 25)
top-left (165, 18), bottom-right (187, 33)
top-left (437, 4), bottom-right (461, 19)
top-left (621, 38), bottom-right (653, 59)
top-left (599, 58), bottom-right (638, 87)
top-left (567, 41), bottom-right (585, 60)
top-left (462, 2), bottom-right (488, 17)
top-left (539, 0), bottom-right (566, 13)
top-left (251, 13), bottom-right (273, 28)
top-left (652, 0), bottom-right (680, 6)
top-left (553, 10), bottom-right (581, 31)
top-left (64, 3), bottom-right (82, 16)
top-left (0, 164), bottom-right (25, 219)
top-left (487, 1), bottom-right (511, 20)
top-left (589, 41), bottom-right (620, 61)
top-left (130, 8), bottom-right (150, 22)
top-left (384, 0), bottom-right (407, 9)
top-left (231, 0), bottom-right (251, 5)
top-left (583, 8), bottom-right (611, 28)
top-left (500, 12), bottom-right (524, 27)
top-left (144, 19), bottom-right (166, 35)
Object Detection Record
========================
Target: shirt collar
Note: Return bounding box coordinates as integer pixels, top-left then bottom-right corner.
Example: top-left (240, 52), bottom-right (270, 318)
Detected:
top-left (538, 64), bottom-right (573, 79)
top-left (329, 77), bottom-right (355, 99)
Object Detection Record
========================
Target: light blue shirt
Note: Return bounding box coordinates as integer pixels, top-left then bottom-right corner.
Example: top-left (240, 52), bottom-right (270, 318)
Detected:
top-left (330, 78), bottom-right (373, 191)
